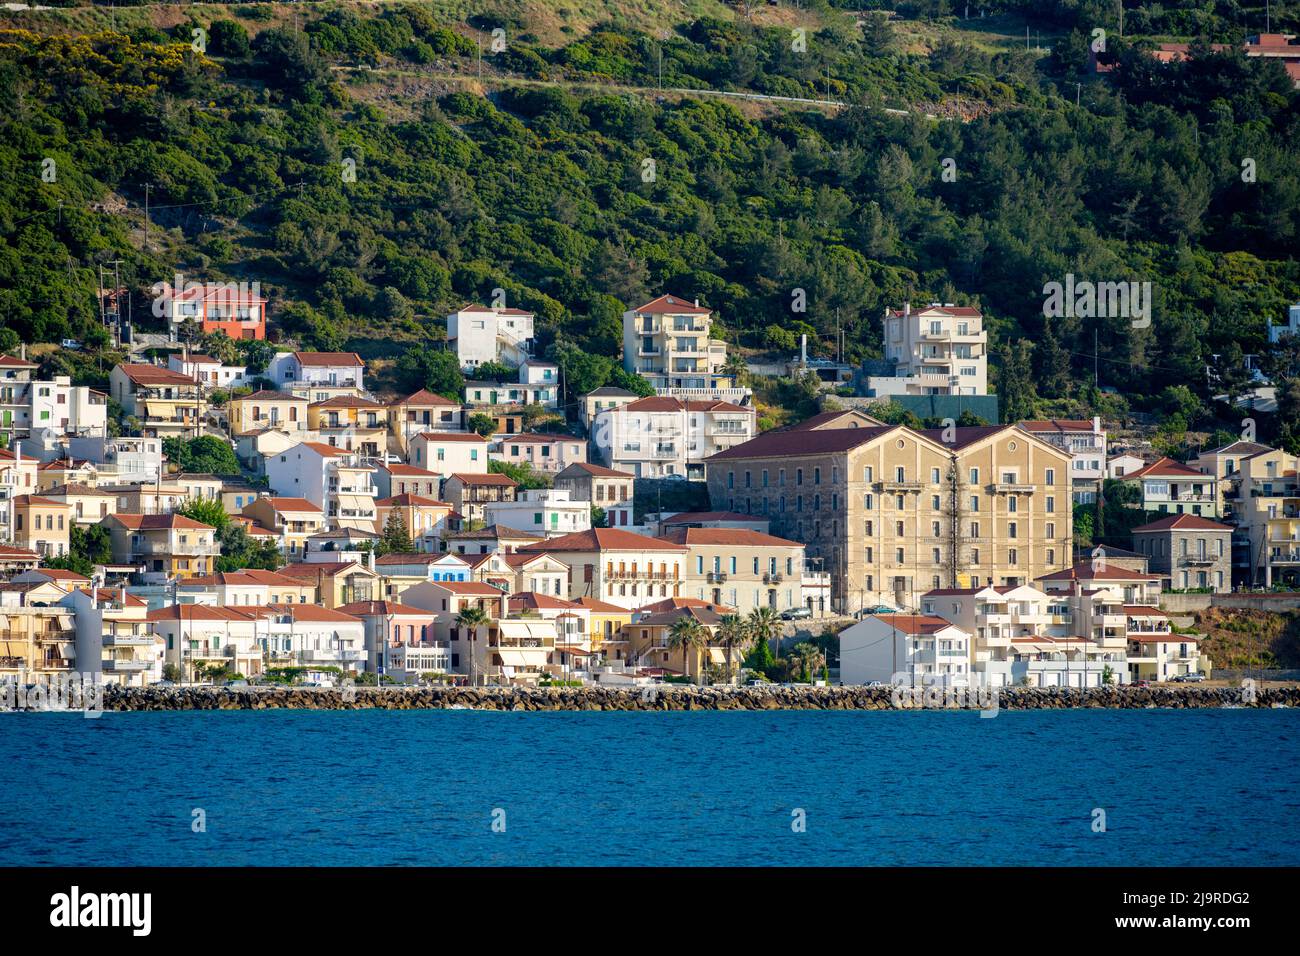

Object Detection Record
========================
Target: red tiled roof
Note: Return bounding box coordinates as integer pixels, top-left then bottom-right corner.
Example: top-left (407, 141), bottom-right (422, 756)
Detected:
top-left (509, 592), bottom-right (582, 612)
top-left (310, 395), bottom-right (383, 409)
top-left (1126, 456), bottom-right (1208, 480)
top-left (115, 363), bottom-right (197, 386)
top-left (706, 426), bottom-right (896, 462)
top-left (518, 528), bottom-right (686, 553)
top-left (232, 390), bottom-right (308, 402)
top-left (109, 512), bottom-right (213, 531)
top-left (446, 473), bottom-right (515, 486)
top-left (0, 354), bottom-right (38, 368)
top-left (378, 463), bottom-right (440, 477)
top-left (336, 600), bottom-right (433, 617)
top-left (293, 352), bottom-right (364, 367)
top-left (258, 497), bottom-right (322, 513)
top-left (658, 527), bottom-right (802, 548)
top-left (1036, 563), bottom-right (1160, 582)
top-left (661, 511), bottom-right (758, 525)
top-left (575, 596), bottom-right (629, 614)
top-left (560, 462), bottom-right (634, 479)
top-left (871, 614), bottom-right (959, 635)
top-left (633, 294), bottom-right (711, 315)
top-left (1132, 514), bottom-right (1233, 532)
top-left (397, 389), bottom-right (460, 406)
top-left (415, 432), bottom-right (489, 443)
top-left (885, 304), bottom-right (981, 318)
top-left (1019, 419), bottom-right (1097, 433)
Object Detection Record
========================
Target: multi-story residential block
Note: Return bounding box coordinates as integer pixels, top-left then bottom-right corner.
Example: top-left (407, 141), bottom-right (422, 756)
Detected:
top-left (167, 352), bottom-right (250, 390)
top-left (441, 473), bottom-right (517, 525)
top-left (374, 552), bottom-right (472, 602)
top-left (920, 583), bottom-right (1124, 688)
top-left (104, 512), bottom-right (219, 581)
top-left (483, 488), bottom-right (591, 538)
top-left (62, 586), bottom-right (160, 687)
top-left (660, 527), bottom-right (806, 614)
top-left (373, 462), bottom-right (443, 499)
top-left (269, 351), bottom-right (366, 391)
top-left (839, 613), bottom-right (972, 687)
top-left (0, 588), bottom-right (80, 679)
top-left (158, 280), bottom-right (267, 340)
top-left (336, 599), bottom-right (445, 679)
top-left (109, 364), bottom-right (204, 439)
top-left (864, 302), bottom-right (988, 397)
top-left (495, 433), bottom-right (587, 475)
top-left (706, 422), bottom-right (1073, 611)
top-left (446, 303), bottom-right (536, 369)
top-left (436, 525), bottom-right (542, 556)
top-left (276, 561), bottom-right (381, 608)
top-left (1018, 417), bottom-right (1107, 503)
top-left (408, 431), bottom-right (490, 477)
top-left (580, 386), bottom-right (638, 430)
top-left (227, 390), bottom-right (309, 437)
top-left (1192, 440), bottom-right (1273, 518)
top-left (42, 483), bottom-right (115, 525)
top-left (376, 494), bottom-right (453, 542)
top-left (1126, 621), bottom-right (1207, 683)
top-left (1121, 456), bottom-right (1219, 517)
top-left (0, 353), bottom-right (108, 441)
top-left (307, 396), bottom-right (389, 458)
top-left (555, 462), bottom-right (635, 528)
top-left (12, 494), bottom-right (71, 557)
top-left (241, 497), bottom-right (326, 560)
top-left (388, 390), bottom-right (465, 456)
top-left (463, 364), bottom-right (559, 411)
top-left (593, 396), bottom-right (755, 479)
top-left (66, 435), bottom-right (164, 484)
top-left (99, 481), bottom-right (190, 516)
top-left (399, 579), bottom-right (516, 680)
top-left (0, 447), bottom-right (38, 544)
top-left (176, 569), bottom-right (318, 607)
top-left (1131, 514), bottom-right (1233, 591)
top-left (621, 294), bottom-right (731, 394)
top-left (1218, 445), bottom-right (1300, 587)
top-left (516, 527), bottom-right (687, 609)
top-left (468, 551), bottom-right (570, 597)
top-left (265, 441), bottom-right (376, 530)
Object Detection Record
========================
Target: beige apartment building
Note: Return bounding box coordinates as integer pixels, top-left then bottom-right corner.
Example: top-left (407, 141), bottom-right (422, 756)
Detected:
top-left (660, 527), bottom-right (807, 614)
top-left (1222, 446), bottom-right (1300, 587)
top-left (516, 527), bottom-right (687, 610)
top-left (705, 422), bottom-right (1073, 612)
top-left (864, 303), bottom-right (989, 397)
top-left (621, 294), bottom-right (730, 393)
top-left (227, 390), bottom-right (309, 437)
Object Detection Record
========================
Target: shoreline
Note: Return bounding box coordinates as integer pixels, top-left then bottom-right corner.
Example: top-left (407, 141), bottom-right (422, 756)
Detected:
top-left (83, 684), bottom-right (1300, 712)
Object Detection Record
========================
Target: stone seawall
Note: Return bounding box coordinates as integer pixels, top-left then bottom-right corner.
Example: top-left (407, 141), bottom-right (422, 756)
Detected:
top-left (98, 684), bottom-right (1300, 712)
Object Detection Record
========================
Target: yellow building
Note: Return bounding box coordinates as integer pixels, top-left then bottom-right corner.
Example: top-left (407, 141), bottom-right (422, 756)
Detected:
top-left (12, 494), bottom-right (72, 557)
top-left (227, 389), bottom-right (309, 437)
top-left (308, 396), bottom-right (390, 459)
top-left (706, 422), bottom-right (1073, 612)
top-left (103, 512), bottom-right (219, 580)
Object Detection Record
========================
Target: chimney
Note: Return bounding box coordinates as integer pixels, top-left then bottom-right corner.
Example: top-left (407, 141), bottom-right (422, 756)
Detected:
top-left (800, 335), bottom-right (807, 365)
top-left (694, 298), bottom-right (699, 307)
top-left (903, 301), bottom-right (910, 318)
top-left (120, 584), bottom-right (127, 605)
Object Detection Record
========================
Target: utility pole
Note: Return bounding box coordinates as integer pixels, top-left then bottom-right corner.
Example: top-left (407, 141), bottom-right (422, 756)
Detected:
top-left (143, 183), bottom-right (151, 252)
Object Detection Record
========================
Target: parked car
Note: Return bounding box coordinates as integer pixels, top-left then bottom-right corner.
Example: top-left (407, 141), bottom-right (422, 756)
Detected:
top-left (853, 605), bottom-right (896, 619)
top-left (60, 338), bottom-right (82, 350)
top-left (780, 606), bottom-right (812, 620)
top-left (1174, 673), bottom-right (1206, 683)
top-left (1135, 679), bottom-right (1151, 688)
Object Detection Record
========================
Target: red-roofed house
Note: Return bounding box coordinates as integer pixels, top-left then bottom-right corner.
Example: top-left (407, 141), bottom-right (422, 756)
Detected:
top-left (555, 461), bottom-right (635, 527)
top-left (496, 432), bottom-right (587, 475)
top-left (592, 394), bottom-right (755, 479)
top-left (109, 363), bottom-right (204, 439)
top-left (1121, 456), bottom-right (1219, 517)
top-left (621, 294), bottom-right (738, 395)
top-left (266, 441), bottom-right (377, 530)
top-left (269, 352), bottom-right (365, 391)
top-left (517, 528), bottom-right (687, 609)
top-left (867, 302), bottom-right (988, 398)
top-left (103, 512), bottom-right (220, 580)
top-left (409, 431), bottom-right (490, 478)
top-left (157, 279), bottom-right (267, 340)
top-left (12, 494), bottom-right (71, 557)
top-left (336, 599), bottom-right (444, 678)
top-left (839, 611), bottom-right (972, 686)
top-left (1132, 513), bottom-right (1233, 592)
top-left (388, 390), bottom-right (466, 455)
top-left (659, 526), bottom-right (809, 615)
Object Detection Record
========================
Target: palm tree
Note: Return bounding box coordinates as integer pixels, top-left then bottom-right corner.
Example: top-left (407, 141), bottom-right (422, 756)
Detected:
top-left (667, 615), bottom-right (709, 684)
top-left (715, 614), bottom-right (752, 685)
top-left (792, 642), bottom-right (827, 684)
top-left (747, 606), bottom-right (782, 661)
top-left (455, 605), bottom-right (490, 686)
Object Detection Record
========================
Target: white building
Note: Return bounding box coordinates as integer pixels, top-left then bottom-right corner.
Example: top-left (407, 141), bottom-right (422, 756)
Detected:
top-left (592, 396), bottom-right (755, 480)
top-left (65, 435), bottom-right (163, 484)
top-left (839, 613), bottom-right (971, 686)
top-left (408, 431), bottom-right (490, 478)
top-left (864, 303), bottom-right (988, 397)
top-left (484, 488), bottom-right (592, 538)
top-left (167, 352), bottom-right (250, 390)
top-left (265, 441), bottom-right (377, 530)
top-left (447, 304), bottom-right (536, 370)
top-left (269, 352), bottom-right (366, 391)
top-left (1018, 418), bottom-right (1107, 504)
top-left (1267, 302), bottom-right (1300, 343)
top-left (0, 354), bottom-right (108, 441)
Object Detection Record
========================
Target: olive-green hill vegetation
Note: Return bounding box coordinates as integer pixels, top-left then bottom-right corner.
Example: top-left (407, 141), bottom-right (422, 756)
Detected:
top-left (1, 1), bottom-right (1299, 446)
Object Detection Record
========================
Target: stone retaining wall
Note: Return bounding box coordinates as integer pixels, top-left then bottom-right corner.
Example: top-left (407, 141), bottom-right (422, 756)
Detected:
top-left (96, 684), bottom-right (1300, 712)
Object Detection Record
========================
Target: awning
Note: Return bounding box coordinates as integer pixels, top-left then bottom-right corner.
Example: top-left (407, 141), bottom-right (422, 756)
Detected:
top-left (498, 650), bottom-right (531, 667)
top-left (707, 648), bottom-right (728, 664)
top-left (336, 494), bottom-right (373, 514)
top-left (56, 615), bottom-right (75, 629)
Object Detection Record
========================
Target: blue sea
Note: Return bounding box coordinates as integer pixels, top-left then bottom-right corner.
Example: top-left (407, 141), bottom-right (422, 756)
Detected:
top-left (2, 708), bottom-right (1297, 866)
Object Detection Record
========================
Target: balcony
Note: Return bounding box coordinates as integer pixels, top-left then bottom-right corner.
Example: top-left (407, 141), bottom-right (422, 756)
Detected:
top-left (102, 658), bottom-right (152, 672)
top-left (991, 483), bottom-right (1035, 494)
top-left (706, 572), bottom-right (728, 584)
top-left (299, 648), bottom-right (366, 663)
top-left (878, 480), bottom-right (923, 492)
top-left (762, 572), bottom-right (784, 584)
top-left (102, 633), bottom-right (155, 646)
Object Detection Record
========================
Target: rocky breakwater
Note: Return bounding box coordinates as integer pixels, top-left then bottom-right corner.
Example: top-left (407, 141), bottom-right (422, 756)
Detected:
top-left (98, 683), bottom-right (1300, 712)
